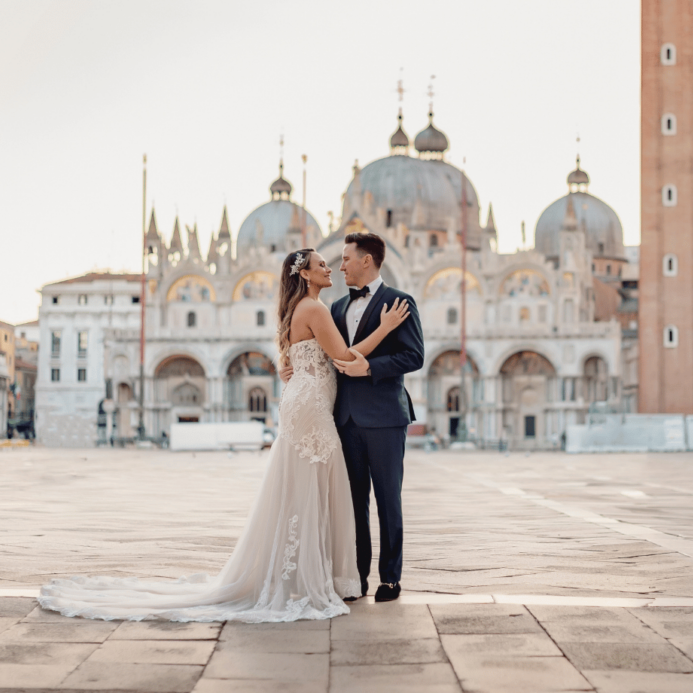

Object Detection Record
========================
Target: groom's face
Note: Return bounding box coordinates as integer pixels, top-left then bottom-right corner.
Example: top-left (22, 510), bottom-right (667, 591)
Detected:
top-left (340, 243), bottom-right (368, 287)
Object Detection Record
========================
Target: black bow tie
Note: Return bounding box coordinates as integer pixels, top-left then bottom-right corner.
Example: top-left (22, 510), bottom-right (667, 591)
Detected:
top-left (349, 286), bottom-right (370, 302)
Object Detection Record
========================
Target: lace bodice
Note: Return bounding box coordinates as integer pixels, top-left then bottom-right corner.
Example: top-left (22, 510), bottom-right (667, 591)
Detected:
top-left (279, 339), bottom-right (340, 464)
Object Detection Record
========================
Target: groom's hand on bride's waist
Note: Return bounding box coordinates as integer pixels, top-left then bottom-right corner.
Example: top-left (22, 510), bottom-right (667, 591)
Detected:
top-left (333, 348), bottom-right (371, 378)
top-left (279, 365), bottom-right (294, 383)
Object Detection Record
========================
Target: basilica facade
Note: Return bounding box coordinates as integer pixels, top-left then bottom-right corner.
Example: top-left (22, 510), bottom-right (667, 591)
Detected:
top-left (36, 108), bottom-right (634, 449)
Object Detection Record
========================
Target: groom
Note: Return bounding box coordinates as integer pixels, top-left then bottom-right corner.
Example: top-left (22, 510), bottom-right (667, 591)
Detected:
top-left (331, 232), bottom-right (424, 602)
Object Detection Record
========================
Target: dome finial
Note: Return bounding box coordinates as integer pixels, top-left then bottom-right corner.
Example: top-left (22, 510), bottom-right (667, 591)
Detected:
top-left (414, 78), bottom-right (448, 160)
top-left (427, 75), bottom-right (436, 119)
top-left (390, 72), bottom-right (410, 155)
top-left (567, 147), bottom-right (589, 192)
top-left (270, 134), bottom-right (292, 200)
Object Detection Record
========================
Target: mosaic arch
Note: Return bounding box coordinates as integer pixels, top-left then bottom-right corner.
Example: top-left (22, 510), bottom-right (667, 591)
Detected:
top-left (166, 275), bottom-right (216, 302)
top-left (500, 351), bottom-right (556, 376)
top-left (232, 272), bottom-right (280, 301)
top-left (500, 269), bottom-right (550, 297)
top-left (155, 356), bottom-right (205, 378)
top-left (429, 350), bottom-right (479, 376)
top-left (424, 268), bottom-right (481, 300)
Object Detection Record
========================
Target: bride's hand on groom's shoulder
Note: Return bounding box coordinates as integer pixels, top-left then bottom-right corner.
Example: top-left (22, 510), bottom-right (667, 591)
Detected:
top-left (279, 365), bottom-right (294, 383)
top-left (380, 298), bottom-right (410, 333)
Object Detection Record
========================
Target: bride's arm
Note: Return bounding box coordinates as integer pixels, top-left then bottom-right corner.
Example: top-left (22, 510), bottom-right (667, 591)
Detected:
top-left (305, 300), bottom-right (408, 362)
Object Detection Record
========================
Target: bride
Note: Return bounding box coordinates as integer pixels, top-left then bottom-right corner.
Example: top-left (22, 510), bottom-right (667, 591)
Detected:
top-left (39, 248), bottom-right (409, 623)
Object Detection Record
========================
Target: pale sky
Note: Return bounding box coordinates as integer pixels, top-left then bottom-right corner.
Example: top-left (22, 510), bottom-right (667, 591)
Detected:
top-left (0, 0), bottom-right (640, 325)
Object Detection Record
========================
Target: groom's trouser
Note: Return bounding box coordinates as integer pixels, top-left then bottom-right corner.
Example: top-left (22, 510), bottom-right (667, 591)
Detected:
top-left (338, 417), bottom-right (407, 586)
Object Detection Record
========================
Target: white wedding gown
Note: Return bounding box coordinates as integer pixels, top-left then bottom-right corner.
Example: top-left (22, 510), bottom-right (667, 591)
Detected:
top-left (39, 338), bottom-right (361, 622)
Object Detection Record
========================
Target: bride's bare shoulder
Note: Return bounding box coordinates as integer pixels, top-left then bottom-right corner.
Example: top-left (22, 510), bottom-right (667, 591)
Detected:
top-left (294, 298), bottom-right (329, 317)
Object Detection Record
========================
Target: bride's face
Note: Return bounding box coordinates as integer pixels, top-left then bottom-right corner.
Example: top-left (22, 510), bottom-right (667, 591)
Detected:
top-left (302, 252), bottom-right (333, 289)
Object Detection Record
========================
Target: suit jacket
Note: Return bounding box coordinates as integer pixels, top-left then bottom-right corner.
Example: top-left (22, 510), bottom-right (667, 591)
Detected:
top-left (330, 283), bottom-right (425, 428)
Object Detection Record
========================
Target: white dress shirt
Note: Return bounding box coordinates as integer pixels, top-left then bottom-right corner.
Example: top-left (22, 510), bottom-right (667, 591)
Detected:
top-left (346, 276), bottom-right (383, 345)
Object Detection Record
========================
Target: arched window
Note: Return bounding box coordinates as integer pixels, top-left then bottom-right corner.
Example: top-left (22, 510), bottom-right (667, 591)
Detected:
top-left (661, 43), bottom-right (676, 65)
top-left (447, 307), bottom-right (457, 325)
top-left (663, 253), bottom-right (678, 277)
top-left (187, 311), bottom-right (196, 327)
top-left (662, 113), bottom-right (677, 135)
top-left (257, 310), bottom-right (265, 327)
top-left (662, 185), bottom-right (678, 207)
top-left (446, 387), bottom-right (460, 412)
top-left (664, 325), bottom-right (678, 348)
top-left (248, 387), bottom-right (268, 413)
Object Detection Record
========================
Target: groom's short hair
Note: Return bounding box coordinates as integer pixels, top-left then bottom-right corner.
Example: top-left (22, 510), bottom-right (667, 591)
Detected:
top-left (344, 232), bottom-right (386, 269)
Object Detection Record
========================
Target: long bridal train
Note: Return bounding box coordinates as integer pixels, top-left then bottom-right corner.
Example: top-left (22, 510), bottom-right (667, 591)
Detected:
top-left (39, 338), bottom-right (361, 622)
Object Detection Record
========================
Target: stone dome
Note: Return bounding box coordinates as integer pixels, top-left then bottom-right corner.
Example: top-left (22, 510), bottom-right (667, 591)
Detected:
top-left (343, 155), bottom-right (478, 233)
top-left (535, 191), bottom-right (625, 259)
top-left (236, 200), bottom-right (322, 252)
top-left (414, 112), bottom-right (449, 154)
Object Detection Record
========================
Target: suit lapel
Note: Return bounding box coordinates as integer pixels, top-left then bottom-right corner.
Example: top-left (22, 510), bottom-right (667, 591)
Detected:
top-left (352, 282), bottom-right (388, 345)
top-left (337, 296), bottom-right (350, 343)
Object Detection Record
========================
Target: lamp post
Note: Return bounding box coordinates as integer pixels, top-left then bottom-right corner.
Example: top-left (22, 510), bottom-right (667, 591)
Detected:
top-left (457, 167), bottom-right (468, 442)
top-left (137, 154), bottom-right (147, 440)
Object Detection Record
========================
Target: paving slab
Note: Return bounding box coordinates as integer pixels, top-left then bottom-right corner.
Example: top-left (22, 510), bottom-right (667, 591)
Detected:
top-left (110, 620), bottom-right (222, 640)
top-left (0, 598), bottom-right (36, 618)
top-left (218, 628), bottom-right (329, 653)
top-left (440, 632), bottom-right (563, 657)
top-left (329, 662), bottom-right (460, 693)
top-left (0, 663), bottom-right (79, 689)
top-left (331, 603), bottom-right (438, 641)
top-left (0, 621), bottom-right (118, 643)
top-left (0, 618), bottom-right (18, 636)
top-left (541, 621), bottom-right (669, 644)
top-left (330, 637), bottom-right (447, 665)
top-left (560, 642), bottom-right (693, 673)
top-left (582, 669), bottom-right (693, 693)
top-left (446, 654), bottom-right (592, 693)
top-left (193, 680), bottom-right (327, 693)
top-left (87, 639), bottom-right (215, 664)
top-left (429, 604), bottom-right (542, 635)
top-left (528, 605), bottom-right (644, 624)
top-left (0, 641), bottom-right (97, 666)
top-left (203, 651), bottom-right (329, 682)
top-left (59, 661), bottom-right (203, 691)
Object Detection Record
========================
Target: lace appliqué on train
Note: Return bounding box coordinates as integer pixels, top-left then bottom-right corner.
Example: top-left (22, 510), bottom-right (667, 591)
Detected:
top-left (280, 339), bottom-right (341, 465)
top-left (281, 515), bottom-right (299, 580)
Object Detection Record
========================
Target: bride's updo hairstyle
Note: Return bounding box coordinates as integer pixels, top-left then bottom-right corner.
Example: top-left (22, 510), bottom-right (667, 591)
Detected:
top-left (277, 248), bottom-right (315, 366)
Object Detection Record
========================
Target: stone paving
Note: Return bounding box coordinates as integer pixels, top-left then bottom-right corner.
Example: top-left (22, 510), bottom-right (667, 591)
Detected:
top-left (0, 446), bottom-right (692, 691)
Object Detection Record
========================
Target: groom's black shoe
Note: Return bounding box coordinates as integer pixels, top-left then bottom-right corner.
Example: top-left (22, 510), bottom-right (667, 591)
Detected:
top-left (374, 582), bottom-right (401, 602)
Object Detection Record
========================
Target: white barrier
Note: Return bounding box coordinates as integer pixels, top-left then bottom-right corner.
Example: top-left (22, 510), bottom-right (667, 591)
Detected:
top-left (170, 422), bottom-right (265, 452)
top-left (566, 414), bottom-right (689, 453)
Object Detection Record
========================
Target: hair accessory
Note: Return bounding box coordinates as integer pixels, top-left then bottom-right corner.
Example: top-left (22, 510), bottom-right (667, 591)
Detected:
top-left (289, 252), bottom-right (305, 276)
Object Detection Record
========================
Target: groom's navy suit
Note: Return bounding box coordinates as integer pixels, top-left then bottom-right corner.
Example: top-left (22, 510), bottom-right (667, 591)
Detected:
top-left (331, 282), bottom-right (424, 587)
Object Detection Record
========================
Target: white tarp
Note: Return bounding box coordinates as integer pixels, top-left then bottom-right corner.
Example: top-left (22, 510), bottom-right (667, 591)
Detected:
top-left (170, 421), bottom-right (265, 451)
top-left (567, 414), bottom-right (689, 453)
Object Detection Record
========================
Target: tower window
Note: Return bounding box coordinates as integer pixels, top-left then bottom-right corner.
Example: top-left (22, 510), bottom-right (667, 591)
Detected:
top-left (661, 43), bottom-right (676, 65)
top-left (430, 234), bottom-right (438, 247)
top-left (257, 310), bottom-right (265, 327)
top-left (52, 296), bottom-right (59, 304)
top-left (664, 325), bottom-right (678, 348)
top-left (662, 185), bottom-right (678, 207)
top-left (78, 294), bottom-right (88, 305)
top-left (51, 368), bottom-right (60, 382)
top-left (662, 113), bottom-right (677, 135)
top-left (447, 307), bottom-right (457, 325)
top-left (104, 294), bottom-right (114, 305)
top-left (386, 209), bottom-right (393, 228)
top-left (77, 368), bottom-right (87, 382)
top-left (187, 311), bottom-right (196, 327)
top-left (606, 264), bottom-right (611, 275)
top-left (598, 242), bottom-right (605, 255)
top-left (132, 295), bottom-right (140, 303)
top-left (663, 253), bottom-right (678, 277)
